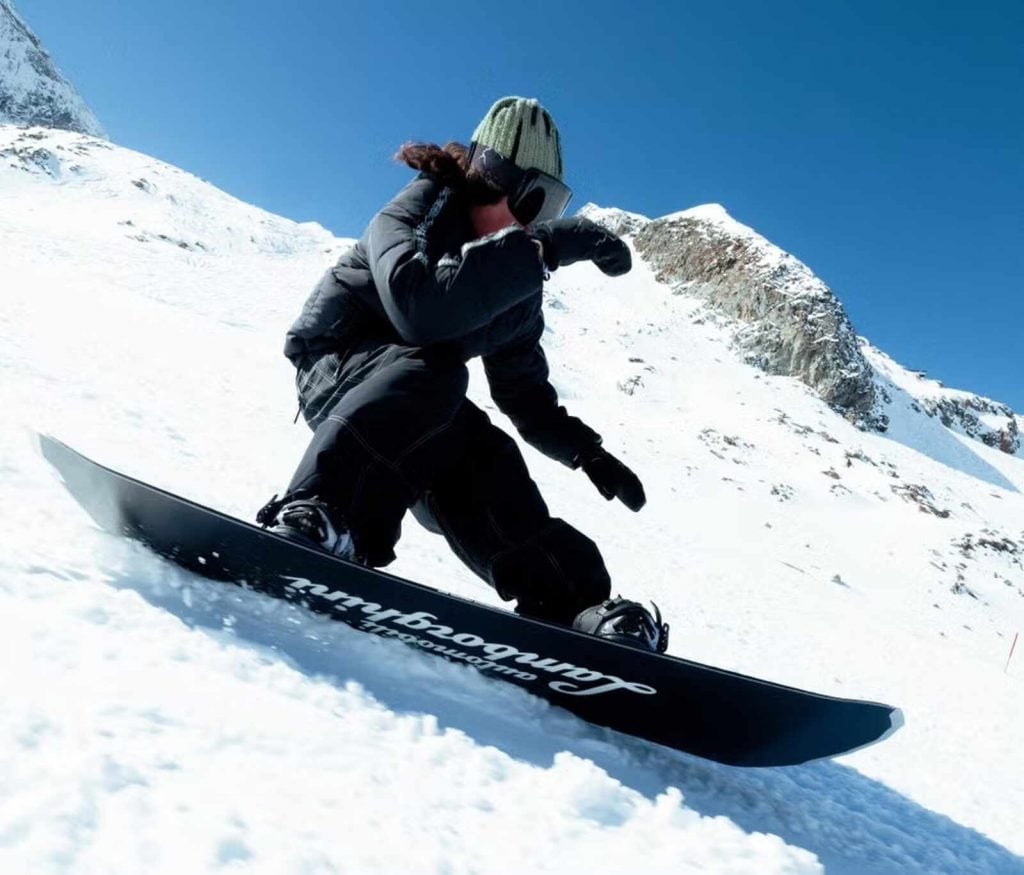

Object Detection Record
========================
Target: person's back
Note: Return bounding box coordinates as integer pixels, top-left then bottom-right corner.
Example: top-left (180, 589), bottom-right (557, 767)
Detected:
top-left (285, 173), bottom-right (546, 381)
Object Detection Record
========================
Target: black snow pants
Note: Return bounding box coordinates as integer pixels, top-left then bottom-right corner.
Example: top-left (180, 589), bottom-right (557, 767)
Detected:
top-left (285, 340), bottom-right (611, 624)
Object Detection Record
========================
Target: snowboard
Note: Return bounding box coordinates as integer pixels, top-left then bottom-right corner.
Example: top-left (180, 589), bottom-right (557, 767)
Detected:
top-left (39, 434), bottom-right (902, 767)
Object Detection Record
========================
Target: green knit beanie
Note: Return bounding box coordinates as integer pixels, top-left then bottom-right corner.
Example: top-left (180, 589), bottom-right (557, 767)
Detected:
top-left (470, 96), bottom-right (564, 181)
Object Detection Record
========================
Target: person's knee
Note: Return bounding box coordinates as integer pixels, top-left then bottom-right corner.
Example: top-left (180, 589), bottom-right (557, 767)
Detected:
top-left (326, 356), bottom-right (470, 464)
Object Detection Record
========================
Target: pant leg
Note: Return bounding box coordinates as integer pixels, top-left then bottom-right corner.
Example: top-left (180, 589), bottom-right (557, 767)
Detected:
top-left (286, 345), bottom-right (472, 567)
top-left (411, 403), bottom-right (611, 625)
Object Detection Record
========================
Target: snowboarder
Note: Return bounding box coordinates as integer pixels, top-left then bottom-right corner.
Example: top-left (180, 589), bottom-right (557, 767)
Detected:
top-left (258, 96), bottom-right (668, 652)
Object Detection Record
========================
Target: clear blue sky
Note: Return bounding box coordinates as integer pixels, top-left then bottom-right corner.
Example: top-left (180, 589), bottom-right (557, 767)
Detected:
top-left (18, 0), bottom-right (1023, 410)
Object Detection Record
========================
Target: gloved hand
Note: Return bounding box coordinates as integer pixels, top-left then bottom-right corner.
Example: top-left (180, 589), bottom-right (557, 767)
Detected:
top-left (531, 217), bottom-right (632, 276)
top-left (578, 447), bottom-right (646, 511)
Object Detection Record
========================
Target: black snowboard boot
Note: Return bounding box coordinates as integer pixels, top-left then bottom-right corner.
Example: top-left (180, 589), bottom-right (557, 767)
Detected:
top-left (256, 494), bottom-right (356, 560)
top-left (573, 597), bottom-right (669, 653)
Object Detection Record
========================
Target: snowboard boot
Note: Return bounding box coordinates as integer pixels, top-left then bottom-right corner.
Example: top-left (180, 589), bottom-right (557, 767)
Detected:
top-left (573, 597), bottom-right (669, 653)
top-left (256, 494), bottom-right (357, 560)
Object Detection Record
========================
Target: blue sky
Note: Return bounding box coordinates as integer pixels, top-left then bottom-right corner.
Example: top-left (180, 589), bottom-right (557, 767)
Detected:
top-left (18, 0), bottom-right (1023, 410)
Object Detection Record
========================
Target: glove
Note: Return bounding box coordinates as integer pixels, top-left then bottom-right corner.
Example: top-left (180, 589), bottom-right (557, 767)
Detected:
top-left (531, 217), bottom-right (632, 276)
top-left (578, 447), bottom-right (646, 511)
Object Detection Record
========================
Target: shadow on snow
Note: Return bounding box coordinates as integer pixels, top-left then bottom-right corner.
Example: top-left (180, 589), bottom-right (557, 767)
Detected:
top-left (99, 539), bottom-right (1023, 875)
top-left (875, 380), bottom-right (1018, 494)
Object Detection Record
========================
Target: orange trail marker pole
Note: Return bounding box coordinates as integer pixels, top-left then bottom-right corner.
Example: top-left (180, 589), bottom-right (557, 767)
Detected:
top-left (1006, 632), bottom-right (1019, 674)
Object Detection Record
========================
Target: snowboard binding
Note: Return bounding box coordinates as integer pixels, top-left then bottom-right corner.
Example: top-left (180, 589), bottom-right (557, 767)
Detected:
top-left (573, 597), bottom-right (670, 653)
top-left (257, 494), bottom-right (356, 560)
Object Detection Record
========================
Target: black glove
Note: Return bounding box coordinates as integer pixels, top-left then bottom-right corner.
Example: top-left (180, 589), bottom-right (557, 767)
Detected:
top-left (531, 217), bottom-right (632, 276)
top-left (578, 447), bottom-right (646, 511)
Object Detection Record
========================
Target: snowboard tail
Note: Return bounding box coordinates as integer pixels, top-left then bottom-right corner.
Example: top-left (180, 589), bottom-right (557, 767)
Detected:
top-left (39, 434), bottom-right (902, 767)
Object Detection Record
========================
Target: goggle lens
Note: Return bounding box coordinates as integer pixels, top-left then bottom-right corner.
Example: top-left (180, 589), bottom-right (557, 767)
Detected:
top-left (510, 170), bottom-right (572, 226)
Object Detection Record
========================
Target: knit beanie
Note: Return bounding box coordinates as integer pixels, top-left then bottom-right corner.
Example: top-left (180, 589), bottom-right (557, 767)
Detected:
top-left (470, 96), bottom-right (564, 181)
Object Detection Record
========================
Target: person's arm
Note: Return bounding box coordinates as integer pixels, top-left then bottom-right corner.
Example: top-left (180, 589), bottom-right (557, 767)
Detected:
top-left (364, 178), bottom-right (544, 346)
top-left (485, 314), bottom-right (646, 510)
top-left (483, 318), bottom-right (602, 469)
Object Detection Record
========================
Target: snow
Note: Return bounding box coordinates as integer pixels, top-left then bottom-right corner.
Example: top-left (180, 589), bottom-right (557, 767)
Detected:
top-left (0, 1), bottom-right (104, 136)
top-left (863, 340), bottom-right (1020, 459)
top-left (2, 124), bottom-right (1023, 874)
top-left (575, 201), bottom-right (651, 232)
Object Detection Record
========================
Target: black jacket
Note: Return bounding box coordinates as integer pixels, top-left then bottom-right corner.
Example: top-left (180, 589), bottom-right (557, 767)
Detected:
top-left (283, 173), bottom-right (601, 468)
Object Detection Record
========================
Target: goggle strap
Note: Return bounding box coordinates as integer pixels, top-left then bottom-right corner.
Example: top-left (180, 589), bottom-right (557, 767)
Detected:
top-left (468, 142), bottom-right (572, 224)
top-left (468, 143), bottom-right (526, 193)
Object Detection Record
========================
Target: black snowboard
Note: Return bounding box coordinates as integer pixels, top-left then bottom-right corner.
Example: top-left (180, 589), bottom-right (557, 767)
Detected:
top-left (39, 434), bottom-right (902, 767)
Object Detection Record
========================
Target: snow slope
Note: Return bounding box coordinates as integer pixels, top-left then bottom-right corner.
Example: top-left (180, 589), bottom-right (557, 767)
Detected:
top-left (1, 126), bottom-right (1022, 874)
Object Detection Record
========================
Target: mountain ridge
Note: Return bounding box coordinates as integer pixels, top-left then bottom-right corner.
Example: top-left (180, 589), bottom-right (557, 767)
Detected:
top-left (578, 201), bottom-right (1020, 457)
top-left (0, 0), bottom-right (104, 136)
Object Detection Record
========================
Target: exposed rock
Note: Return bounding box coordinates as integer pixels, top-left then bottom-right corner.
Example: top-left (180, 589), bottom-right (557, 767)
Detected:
top-left (575, 203), bottom-right (650, 237)
top-left (774, 409), bottom-right (842, 445)
top-left (698, 428), bottom-right (754, 464)
top-left (0, 0), bottom-right (104, 136)
top-left (952, 530), bottom-right (1022, 564)
top-left (0, 126), bottom-right (101, 178)
top-left (577, 199), bottom-right (1019, 460)
top-left (863, 344), bottom-right (1021, 457)
top-left (845, 449), bottom-right (877, 467)
top-left (891, 483), bottom-right (951, 518)
top-left (631, 204), bottom-right (885, 430)
top-left (951, 572), bottom-right (979, 599)
top-left (917, 394), bottom-right (1020, 456)
top-left (617, 374), bottom-right (644, 396)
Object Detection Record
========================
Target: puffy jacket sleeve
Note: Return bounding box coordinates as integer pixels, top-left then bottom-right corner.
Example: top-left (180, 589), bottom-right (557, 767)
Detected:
top-left (483, 316), bottom-right (602, 468)
top-left (364, 177), bottom-right (545, 346)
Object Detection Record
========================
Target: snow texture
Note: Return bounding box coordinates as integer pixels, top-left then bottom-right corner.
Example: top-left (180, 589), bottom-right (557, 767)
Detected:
top-left (0, 1), bottom-right (104, 136)
top-left (2, 125), bottom-right (1023, 874)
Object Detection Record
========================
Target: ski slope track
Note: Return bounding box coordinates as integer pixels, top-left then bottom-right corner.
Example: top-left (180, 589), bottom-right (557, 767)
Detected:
top-left (2, 125), bottom-right (1023, 874)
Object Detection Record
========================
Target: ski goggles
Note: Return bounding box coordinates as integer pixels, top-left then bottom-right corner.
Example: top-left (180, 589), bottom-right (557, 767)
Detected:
top-left (467, 143), bottom-right (572, 226)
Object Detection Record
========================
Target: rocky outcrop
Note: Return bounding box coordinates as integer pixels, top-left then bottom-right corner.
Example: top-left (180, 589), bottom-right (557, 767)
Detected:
top-left (914, 392), bottom-right (1020, 456)
top-left (576, 203), bottom-right (650, 238)
top-left (581, 200), bottom-right (1017, 453)
top-left (0, 0), bottom-right (104, 136)
top-left (631, 204), bottom-right (885, 430)
top-left (863, 344), bottom-right (1022, 457)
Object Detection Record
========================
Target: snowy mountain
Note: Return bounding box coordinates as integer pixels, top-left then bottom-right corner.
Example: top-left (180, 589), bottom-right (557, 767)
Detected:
top-left (867, 343), bottom-right (1022, 456)
top-left (589, 201), bottom-right (1023, 456)
top-left (0, 0), bottom-right (103, 135)
top-left (4, 122), bottom-right (1023, 875)
top-left (7, 25), bottom-right (1018, 873)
